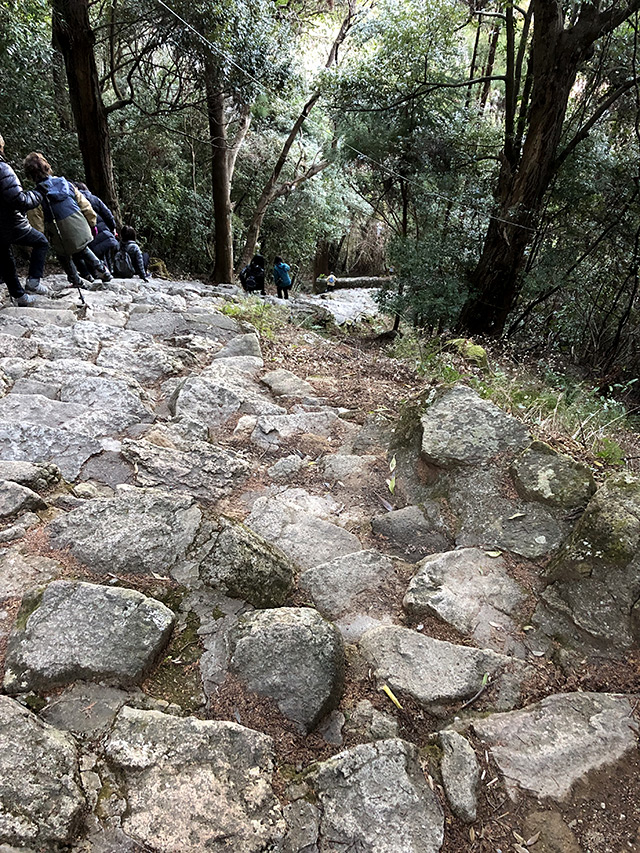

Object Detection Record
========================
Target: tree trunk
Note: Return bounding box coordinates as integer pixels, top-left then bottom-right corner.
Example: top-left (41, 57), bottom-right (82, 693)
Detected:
top-left (205, 79), bottom-right (234, 284)
top-left (51, 0), bottom-right (120, 221)
top-left (458, 0), bottom-right (640, 336)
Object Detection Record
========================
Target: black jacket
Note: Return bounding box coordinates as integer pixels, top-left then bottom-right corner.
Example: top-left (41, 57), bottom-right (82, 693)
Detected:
top-left (77, 188), bottom-right (118, 258)
top-left (0, 156), bottom-right (42, 242)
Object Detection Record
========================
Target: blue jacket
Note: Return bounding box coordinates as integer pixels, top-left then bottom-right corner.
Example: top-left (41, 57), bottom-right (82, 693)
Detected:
top-left (0, 157), bottom-right (42, 242)
top-left (36, 176), bottom-right (92, 255)
top-left (77, 188), bottom-right (118, 258)
top-left (273, 261), bottom-right (291, 288)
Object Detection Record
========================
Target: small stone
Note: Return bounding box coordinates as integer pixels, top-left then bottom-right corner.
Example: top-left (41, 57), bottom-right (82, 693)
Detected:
top-left (439, 730), bottom-right (479, 823)
top-left (0, 480), bottom-right (46, 517)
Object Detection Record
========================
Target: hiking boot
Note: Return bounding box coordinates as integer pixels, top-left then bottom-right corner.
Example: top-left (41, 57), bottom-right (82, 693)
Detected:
top-left (14, 292), bottom-right (37, 306)
top-left (98, 266), bottom-right (112, 283)
top-left (25, 278), bottom-right (48, 295)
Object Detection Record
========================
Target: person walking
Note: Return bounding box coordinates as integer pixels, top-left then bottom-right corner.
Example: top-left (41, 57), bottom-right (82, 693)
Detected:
top-left (23, 152), bottom-right (112, 289)
top-left (74, 182), bottom-right (118, 272)
top-left (273, 256), bottom-right (292, 300)
top-left (0, 134), bottom-right (49, 305)
top-left (248, 253), bottom-right (266, 296)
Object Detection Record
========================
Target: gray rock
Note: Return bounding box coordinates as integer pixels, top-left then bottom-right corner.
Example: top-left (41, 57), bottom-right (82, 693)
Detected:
top-left (439, 730), bottom-right (479, 823)
top-left (0, 480), bottom-right (46, 517)
top-left (448, 466), bottom-right (569, 558)
top-left (321, 453), bottom-right (378, 485)
top-left (299, 549), bottom-right (405, 641)
top-left (372, 505), bottom-right (451, 561)
top-left (40, 682), bottom-right (131, 738)
top-left (0, 333), bottom-right (38, 360)
top-left (199, 517), bottom-right (295, 607)
top-left (227, 607), bottom-right (345, 733)
top-left (212, 333), bottom-right (262, 360)
top-left (403, 548), bottom-right (527, 652)
top-left (344, 699), bottom-right (399, 742)
top-left (473, 692), bottom-right (639, 801)
top-left (121, 436), bottom-right (248, 500)
top-left (537, 472), bottom-right (640, 650)
top-left (261, 368), bottom-right (315, 399)
top-left (420, 385), bottom-right (530, 468)
top-left (308, 738), bottom-right (444, 853)
top-left (96, 340), bottom-right (192, 384)
top-left (46, 487), bottom-right (202, 576)
top-left (126, 310), bottom-right (190, 336)
top-left (0, 695), bottom-right (85, 847)
top-left (510, 440), bottom-right (596, 507)
top-left (0, 545), bottom-right (62, 602)
top-left (0, 422), bottom-right (102, 480)
top-left (173, 362), bottom-right (284, 431)
top-left (105, 706), bottom-right (285, 852)
top-left (60, 375), bottom-right (153, 423)
top-left (250, 410), bottom-right (340, 449)
top-left (246, 488), bottom-right (361, 569)
top-left (282, 800), bottom-right (319, 853)
top-left (2, 306), bottom-right (77, 327)
top-left (0, 460), bottom-right (61, 491)
top-left (359, 625), bottom-right (518, 711)
top-left (267, 454), bottom-right (304, 480)
top-left (3, 580), bottom-right (175, 693)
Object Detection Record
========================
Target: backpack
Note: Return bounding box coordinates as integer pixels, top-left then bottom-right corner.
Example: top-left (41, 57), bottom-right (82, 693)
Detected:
top-left (114, 245), bottom-right (135, 277)
top-left (239, 265), bottom-right (258, 292)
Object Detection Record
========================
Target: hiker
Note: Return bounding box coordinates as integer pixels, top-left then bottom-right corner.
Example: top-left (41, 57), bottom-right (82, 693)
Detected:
top-left (23, 152), bottom-right (112, 289)
top-left (249, 254), bottom-right (266, 296)
top-left (0, 134), bottom-right (49, 305)
top-left (326, 271), bottom-right (337, 289)
top-left (74, 182), bottom-right (118, 273)
top-left (273, 255), bottom-right (292, 300)
top-left (113, 225), bottom-right (149, 282)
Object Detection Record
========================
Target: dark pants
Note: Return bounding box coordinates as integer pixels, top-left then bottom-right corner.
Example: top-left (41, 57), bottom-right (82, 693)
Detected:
top-left (0, 228), bottom-right (49, 297)
top-left (59, 247), bottom-right (105, 285)
top-left (277, 285), bottom-right (290, 299)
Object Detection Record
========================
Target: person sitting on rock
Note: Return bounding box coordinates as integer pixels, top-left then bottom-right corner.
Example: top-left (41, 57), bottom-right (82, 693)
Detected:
top-left (0, 134), bottom-right (49, 305)
top-left (113, 225), bottom-right (149, 282)
top-left (23, 152), bottom-right (113, 290)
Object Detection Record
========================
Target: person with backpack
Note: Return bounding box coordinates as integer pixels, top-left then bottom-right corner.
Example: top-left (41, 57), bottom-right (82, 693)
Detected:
top-left (113, 225), bottom-right (149, 282)
top-left (23, 152), bottom-right (112, 289)
top-left (0, 134), bottom-right (49, 305)
top-left (74, 182), bottom-right (118, 272)
top-left (273, 256), bottom-right (292, 300)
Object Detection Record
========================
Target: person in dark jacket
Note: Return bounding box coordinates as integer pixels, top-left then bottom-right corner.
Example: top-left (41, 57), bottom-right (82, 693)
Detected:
top-left (74, 182), bottom-right (118, 272)
top-left (113, 225), bottom-right (149, 282)
top-left (248, 253), bottom-right (266, 296)
top-left (0, 134), bottom-right (49, 305)
top-left (23, 152), bottom-right (112, 289)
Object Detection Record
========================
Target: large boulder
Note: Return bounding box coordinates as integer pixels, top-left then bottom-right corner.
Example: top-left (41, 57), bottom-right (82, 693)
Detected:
top-left (105, 707), bottom-right (285, 853)
top-left (359, 625), bottom-right (521, 712)
top-left (403, 548), bottom-right (527, 652)
top-left (307, 738), bottom-right (444, 853)
top-left (227, 607), bottom-right (345, 732)
top-left (0, 696), bottom-right (85, 847)
top-left (46, 487), bottom-right (202, 577)
top-left (198, 517), bottom-right (295, 607)
top-left (472, 692), bottom-right (639, 801)
top-left (537, 473), bottom-right (640, 649)
top-left (420, 385), bottom-right (530, 468)
top-left (260, 368), bottom-right (315, 400)
top-left (510, 441), bottom-right (596, 508)
top-left (3, 580), bottom-right (175, 693)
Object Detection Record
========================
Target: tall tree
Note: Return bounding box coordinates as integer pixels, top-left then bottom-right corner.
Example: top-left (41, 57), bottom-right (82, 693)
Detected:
top-left (458, 0), bottom-right (640, 335)
top-left (51, 0), bottom-right (120, 218)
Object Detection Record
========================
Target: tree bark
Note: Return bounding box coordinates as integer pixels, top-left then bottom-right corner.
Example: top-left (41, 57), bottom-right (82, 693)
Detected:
top-left (204, 61), bottom-right (251, 284)
top-left (458, 0), bottom-right (640, 336)
top-left (51, 0), bottom-right (120, 221)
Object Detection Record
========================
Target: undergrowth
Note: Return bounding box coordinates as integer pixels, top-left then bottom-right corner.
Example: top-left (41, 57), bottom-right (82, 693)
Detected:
top-left (218, 298), bottom-right (288, 340)
top-left (387, 331), bottom-right (637, 466)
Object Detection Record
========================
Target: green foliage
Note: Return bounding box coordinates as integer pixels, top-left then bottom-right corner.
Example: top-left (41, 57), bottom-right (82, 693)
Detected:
top-left (218, 298), bottom-right (288, 339)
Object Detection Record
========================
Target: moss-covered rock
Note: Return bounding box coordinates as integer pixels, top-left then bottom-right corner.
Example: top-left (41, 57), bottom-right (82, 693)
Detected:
top-left (510, 441), bottom-right (596, 508)
top-left (448, 338), bottom-right (488, 368)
